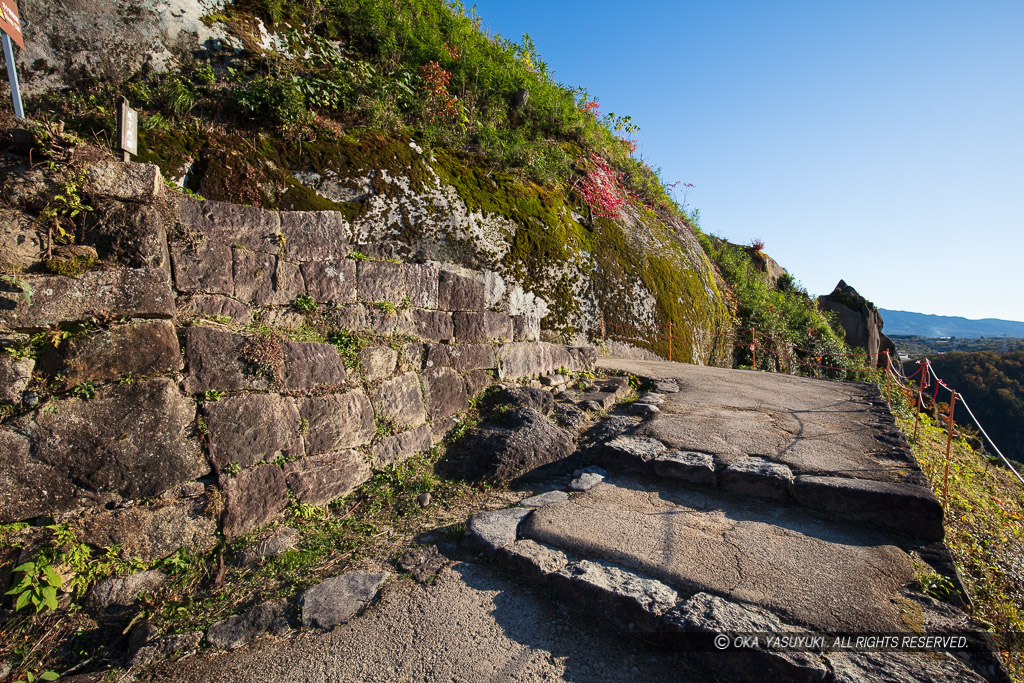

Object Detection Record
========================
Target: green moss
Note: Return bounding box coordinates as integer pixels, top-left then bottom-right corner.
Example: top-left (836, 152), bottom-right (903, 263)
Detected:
top-left (41, 255), bottom-right (97, 277)
top-left (135, 119), bottom-right (731, 363)
top-left (136, 128), bottom-right (206, 183)
top-left (588, 210), bottom-right (731, 364)
top-left (279, 175), bottom-right (348, 212)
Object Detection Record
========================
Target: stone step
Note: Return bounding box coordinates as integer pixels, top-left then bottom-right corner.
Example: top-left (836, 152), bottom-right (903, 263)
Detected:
top-left (596, 435), bottom-right (944, 541)
top-left (462, 498), bottom-right (990, 682)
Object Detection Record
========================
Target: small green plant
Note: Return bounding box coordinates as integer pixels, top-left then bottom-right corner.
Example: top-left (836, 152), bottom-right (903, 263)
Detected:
top-left (71, 380), bottom-right (95, 400)
top-left (202, 389), bottom-right (225, 402)
top-left (918, 571), bottom-right (958, 602)
top-left (290, 502), bottom-right (326, 521)
top-left (223, 462), bottom-right (242, 477)
top-left (39, 170), bottom-right (94, 257)
top-left (374, 415), bottom-right (397, 440)
top-left (298, 417), bottom-right (310, 435)
top-left (293, 293), bottom-right (317, 313)
top-left (160, 548), bottom-right (192, 575)
top-left (232, 75), bottom-right (308, 126)
top-left (14, 669), bottom-right (59, 683)
top-left (327, 329), bottom-right (365, 369)
top-left (373, 301), bottom-right (397, 314)
top-left (0, 274), bottom-right (33, 305)
top-left (347, 250), bottom-right (369, 260)
top-left (6, 559), bottom-right (63, 613)
top-left (444, 522), bottom-right (466, 543)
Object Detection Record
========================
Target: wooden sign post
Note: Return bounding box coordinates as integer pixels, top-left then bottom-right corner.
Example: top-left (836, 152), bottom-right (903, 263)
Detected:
top-left (0, 0), bottom-right (25, 118)
top-left (118, 99), bottom-right (138, 161)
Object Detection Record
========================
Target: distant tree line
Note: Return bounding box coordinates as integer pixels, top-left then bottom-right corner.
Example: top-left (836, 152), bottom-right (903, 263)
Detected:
top-left (918, 351), bottom-right (1024, 463)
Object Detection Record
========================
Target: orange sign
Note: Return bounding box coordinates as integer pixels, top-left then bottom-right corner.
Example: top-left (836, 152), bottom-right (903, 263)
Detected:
top-left (0, 0), bottom-right (23, 50)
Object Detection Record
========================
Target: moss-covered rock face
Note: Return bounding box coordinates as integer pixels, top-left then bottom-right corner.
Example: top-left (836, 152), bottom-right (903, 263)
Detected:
top-left (138, 128), bottom-right (731, 365)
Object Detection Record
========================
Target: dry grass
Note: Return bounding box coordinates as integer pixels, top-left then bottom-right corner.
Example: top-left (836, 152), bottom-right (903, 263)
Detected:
top-left (905, 413), bottom-right (1024, 680)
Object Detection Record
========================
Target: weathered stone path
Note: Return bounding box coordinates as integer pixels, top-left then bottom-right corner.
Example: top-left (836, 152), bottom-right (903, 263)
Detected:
top-left (466, 359), bottom-right (1006, 681)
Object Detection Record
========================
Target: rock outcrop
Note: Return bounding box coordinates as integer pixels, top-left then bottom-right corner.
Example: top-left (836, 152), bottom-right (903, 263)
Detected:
top-left (15, 1), bottom-right (733, 364)
top-left (818, 280), bottom-right (897, 369)
top-left (17, 0), bottom-right (231, 95)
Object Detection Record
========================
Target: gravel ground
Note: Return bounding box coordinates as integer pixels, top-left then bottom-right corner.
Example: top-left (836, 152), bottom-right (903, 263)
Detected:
top-left (138, 561), bottom-right (713, 682)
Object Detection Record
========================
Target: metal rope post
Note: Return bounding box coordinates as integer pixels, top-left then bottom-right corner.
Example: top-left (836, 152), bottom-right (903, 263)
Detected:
top-left (942, 390), bottom-right (958, 508)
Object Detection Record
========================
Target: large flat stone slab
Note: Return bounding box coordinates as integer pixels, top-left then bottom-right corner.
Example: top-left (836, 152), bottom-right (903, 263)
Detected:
top-left (177, 198), bottom-right (280, 251)
top-left (279, 211), bottom-right (348, 261)
top-left (171, 241), bottom-right (233, 294)
top-left (298, 391), bottom-right (374, 454)
top-left (183, 326), bottom-right (266, 394)
top-left (437, 270), bottom-right (484, 311)
top-left (0, 269), bottom-right (175, 331)
top-left (613, 359), bottom-right (923, 485)
top-left (2, 378), bottom-right (206, 521)
top-left (74, 497), bottom-right (216, 563)
top-left (283, 450), bottom-right (371, 506)
top-left (206, 394), bottom-right (303, 469)
top-left (368, 371), bottom-right (427, 430)
top-left (521, 479), bottom-right (916, 632)
top-left (221, 465), bottom-right (288, 538)
top-left (280, 341), bottom-right (349, 391)
top-left (371, 424), bottom-right (433, 467)
top-left (300, 259), bottom-right (356, 303)
top-left (62, 320), bottom-right (183, 385)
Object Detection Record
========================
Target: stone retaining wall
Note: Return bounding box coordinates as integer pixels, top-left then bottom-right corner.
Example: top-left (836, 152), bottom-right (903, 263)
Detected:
top-left (0, 161), bottom-right (595, 558)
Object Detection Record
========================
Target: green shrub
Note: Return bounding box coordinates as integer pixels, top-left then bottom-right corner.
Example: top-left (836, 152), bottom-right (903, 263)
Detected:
top-left (702, 238), bottom-right (860, 379)
top-left (232, 75), bottom-right (308, 126)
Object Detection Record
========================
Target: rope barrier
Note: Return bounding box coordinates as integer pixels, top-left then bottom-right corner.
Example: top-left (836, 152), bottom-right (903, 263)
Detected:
top-left (957, 395), bottom-right (1024, 486)
top-left (597, 317), bottom-right (1022, 490)
top-left (751, 329), bottom-right (889, 360)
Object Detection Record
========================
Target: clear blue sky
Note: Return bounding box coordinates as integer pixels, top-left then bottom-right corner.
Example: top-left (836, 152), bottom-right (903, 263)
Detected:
top-left (470, 0), bottom-right (1024, 322)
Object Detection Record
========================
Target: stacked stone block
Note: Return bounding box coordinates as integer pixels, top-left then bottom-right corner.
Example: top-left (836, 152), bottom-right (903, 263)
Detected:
top-left (0, 162), bottom-right (595, 555)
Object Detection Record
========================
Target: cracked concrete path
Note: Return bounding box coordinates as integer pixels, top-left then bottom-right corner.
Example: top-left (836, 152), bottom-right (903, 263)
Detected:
top-left (601, 358), bottom-right (925, 484)
top-left (140, 562), bottom-right (711, 682)
top-left (521, 477), bottom-right (916, 632)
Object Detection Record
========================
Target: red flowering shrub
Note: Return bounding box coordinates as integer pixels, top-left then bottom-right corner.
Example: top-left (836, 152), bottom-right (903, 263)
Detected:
top-left (419, 61), bottom-right (462, 123)
top-left (575, 154), bottom-right (628, 218)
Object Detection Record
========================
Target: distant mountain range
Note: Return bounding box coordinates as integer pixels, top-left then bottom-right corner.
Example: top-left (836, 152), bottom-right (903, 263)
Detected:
top-left (880, 309), bottom-right (1024, 338)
